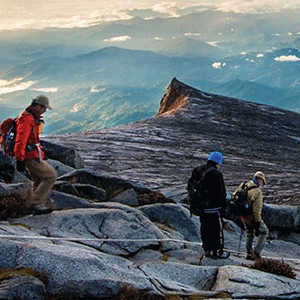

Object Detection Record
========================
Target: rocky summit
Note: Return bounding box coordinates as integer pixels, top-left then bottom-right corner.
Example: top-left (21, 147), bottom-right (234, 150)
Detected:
top-left (46, 77), bottom-right (300, 206)
top-left (1, 78), bottom-right (300, 300)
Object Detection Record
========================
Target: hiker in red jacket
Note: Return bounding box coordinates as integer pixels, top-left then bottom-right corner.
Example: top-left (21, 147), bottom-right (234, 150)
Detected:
top-left (14, 95), bottom-right (57, 215)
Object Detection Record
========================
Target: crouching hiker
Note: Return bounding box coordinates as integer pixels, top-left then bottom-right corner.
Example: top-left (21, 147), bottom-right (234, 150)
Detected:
top-left (187, 151), bottom-right (230, 259)
top-left (14, 95), bottom-right (58, 215)
top-left (233, 171), bottom-right (269, 260)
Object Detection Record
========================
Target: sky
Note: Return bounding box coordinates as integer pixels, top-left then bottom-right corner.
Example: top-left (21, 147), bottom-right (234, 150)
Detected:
top-left (0, 0), bottom-right (299, 31)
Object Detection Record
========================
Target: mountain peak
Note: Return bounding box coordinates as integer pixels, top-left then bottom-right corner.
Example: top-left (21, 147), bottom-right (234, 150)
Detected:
top-left (45, 78), bottom-right (300, 206)
top-left (157, 78), bottom-right (190, 116)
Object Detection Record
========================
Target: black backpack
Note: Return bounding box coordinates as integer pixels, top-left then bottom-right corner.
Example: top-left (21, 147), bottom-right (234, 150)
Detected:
top-left (230, 182), bottom-right (257, 216)
top-left (187, 165), bottom-right (214, 216)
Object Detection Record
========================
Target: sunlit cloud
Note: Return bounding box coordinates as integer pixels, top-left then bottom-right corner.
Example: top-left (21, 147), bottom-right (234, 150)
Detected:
top-left (215, 0), bottom-right (300, 13)
top-left (90, 86), bottom-right (105, 93)
top-left (0, 78), bottom-right (24, 87)
top-left (0, 78), bottom-right (37, 95)
top-left (103, 35), bottom-right (131, 42)
top-left (274, 55), bottom-right (300, 62)
top-left (70, 103), bottom-right (85, 113)
top-left (151, 2), bottom-right (181, 18)
top-left (212, 62), bottom-right (226, 69)
top-left (257, 54), bottom-right (264, 58)
top-left (1, 0), bottom-right (300, 31)
top-left (185, 32), bottom-right (201, 37)
top-left (32, 87), bottom-right (58, 92)
top-left (207, 41), bottom-right (219, 47)
top-left (154, 37), bottom-right (164, 40)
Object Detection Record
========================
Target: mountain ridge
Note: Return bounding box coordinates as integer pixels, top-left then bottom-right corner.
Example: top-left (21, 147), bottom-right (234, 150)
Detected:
top-left (44, 78), bottom-right (300, 206)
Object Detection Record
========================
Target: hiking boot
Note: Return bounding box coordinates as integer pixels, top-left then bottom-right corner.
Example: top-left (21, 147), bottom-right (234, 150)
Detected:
top-left (30, 204), bottom-right (53, 216)
top-left (246, 250), bottom-right (261, 261)
top-left (253, 250), bottom-right (261, 260)
top-left (210, 252), bottom-right (218, 259)
top-left (211, 250), bottom-right (230, 259)
top-left (204, 251), bottom-right (211, 257)
top-left (246, 252), bottom-right (255, 261)
top-left (218, 251), bottom-right (230, 259)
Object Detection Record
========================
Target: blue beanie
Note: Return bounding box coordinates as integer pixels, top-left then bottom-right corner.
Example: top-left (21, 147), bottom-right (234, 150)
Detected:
top-left (208, 151), bottom-right (223, 165)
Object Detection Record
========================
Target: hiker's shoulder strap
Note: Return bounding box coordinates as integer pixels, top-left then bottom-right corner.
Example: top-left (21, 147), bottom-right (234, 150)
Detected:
top-left (205, 166), bottom-right (215, 174)
top-left (244, 181), bottom-right (258, 191)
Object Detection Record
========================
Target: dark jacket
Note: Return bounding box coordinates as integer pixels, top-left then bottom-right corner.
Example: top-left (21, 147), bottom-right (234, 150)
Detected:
top-left (199, 161), bottom-right (227, 211)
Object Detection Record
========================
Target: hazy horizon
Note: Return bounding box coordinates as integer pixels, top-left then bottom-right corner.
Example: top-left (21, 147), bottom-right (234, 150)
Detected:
top-left (1, 0), bottom-right (300, 31)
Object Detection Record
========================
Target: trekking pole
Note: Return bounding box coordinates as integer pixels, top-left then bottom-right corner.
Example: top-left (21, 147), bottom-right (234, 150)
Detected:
top-left (238, 227), bottom-right (244, 255)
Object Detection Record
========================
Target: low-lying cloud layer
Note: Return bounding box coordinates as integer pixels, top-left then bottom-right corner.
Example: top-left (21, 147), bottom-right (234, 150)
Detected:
top-left (0, 0), bottom-right (299, 31)
top-left (0, 78), bottom-right (57, 95)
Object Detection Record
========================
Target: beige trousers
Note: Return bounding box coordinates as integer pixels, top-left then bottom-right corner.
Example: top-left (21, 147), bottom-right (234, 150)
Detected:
top-left (25, 158), bottom-right (58, 207)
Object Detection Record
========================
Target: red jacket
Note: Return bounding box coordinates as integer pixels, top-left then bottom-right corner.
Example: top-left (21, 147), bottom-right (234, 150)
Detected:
top-left (14, 108), bottom-right (45, 161)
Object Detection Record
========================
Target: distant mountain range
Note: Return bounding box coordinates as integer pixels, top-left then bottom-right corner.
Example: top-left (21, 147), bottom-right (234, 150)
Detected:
top-left (1, 9), bottom-right (300, 55)
top-left (0, 8), bottom-right (299, 134)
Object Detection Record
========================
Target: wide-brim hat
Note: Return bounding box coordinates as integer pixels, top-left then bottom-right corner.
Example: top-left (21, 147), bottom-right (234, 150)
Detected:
top-left (33, 95), bottom-right (52, 110)
top-left (254, 171), bottom-right (266, 185)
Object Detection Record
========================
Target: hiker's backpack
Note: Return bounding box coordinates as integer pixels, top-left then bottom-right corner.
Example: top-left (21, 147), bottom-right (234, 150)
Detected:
top-left (0, 118), bottom-right (17, 157)
top-left (230, 182), bottom-right (257, 217)
top-left (187, 165), bottom-right (214, 216)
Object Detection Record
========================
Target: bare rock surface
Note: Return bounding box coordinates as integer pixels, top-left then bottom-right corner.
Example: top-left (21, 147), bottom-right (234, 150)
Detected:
top-left (44, 77), bottom-right (300, 206)
top-left (0, 204), bottom-right (299, 299)
top-left (213, 266), bottom-right (300, 299)
top-left (2, 78), bottom-right (300, 299)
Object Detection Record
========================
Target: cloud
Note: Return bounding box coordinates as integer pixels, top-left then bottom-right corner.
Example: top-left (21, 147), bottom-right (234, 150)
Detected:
top-left (215, 0), bottom-right (300, 13)
top-left (257, 54), bottom-right (264, 58)
top-left (274, 55), bottom-right (300, 62)
top-left (185, 32), bottom-right (201, 37)
top-left (0, 78), bottom-right (37, 95)
top-left (1, 0), bottom-right (300, 31)
top-left (207, 41), bottom-right (219, 47)
top-left (103, 35), bottom-right (131, 42)
top-left (212, 62), bottom-right (226, 69)
top-left (90, 86), bottom-right (105, 93)
top-left (32, 87), bottom-right (58, 92)
top-left (70, 103), bottom-right (85, 113)
top-left (151, 2), bottom-right (181, 18)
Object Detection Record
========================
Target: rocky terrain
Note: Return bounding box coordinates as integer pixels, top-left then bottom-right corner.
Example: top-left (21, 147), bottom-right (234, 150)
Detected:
top-left (46, 77), bottom-right (300, 206)
top-left (1, 78), bottom-right (300, 299)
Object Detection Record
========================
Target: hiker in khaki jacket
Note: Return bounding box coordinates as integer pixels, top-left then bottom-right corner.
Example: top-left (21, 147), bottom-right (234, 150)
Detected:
top-left (239, 171), bottom-right (269, 260)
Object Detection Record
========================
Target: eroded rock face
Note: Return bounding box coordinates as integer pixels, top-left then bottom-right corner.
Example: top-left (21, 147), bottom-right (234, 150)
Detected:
top-left (44, 78), bottom-right (300, 206)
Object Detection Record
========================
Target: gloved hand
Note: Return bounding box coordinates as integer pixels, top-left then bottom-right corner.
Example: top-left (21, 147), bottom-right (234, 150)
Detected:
top-left (253, 221), bottom-right (261, 236)
top-left (16, 161), bottom-right (25, 173)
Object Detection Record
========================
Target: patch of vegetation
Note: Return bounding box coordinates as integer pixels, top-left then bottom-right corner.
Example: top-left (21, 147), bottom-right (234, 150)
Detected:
top-left (243, 257), bottom-right (296, 279)
top-left (111, 285), bottom-right (164, 300)
top-left (0, 266), bottom-right (48, 284)
top-left (0, 192), bottom-right (29, 220)
top-left (138, 191), bottom-right (176, 206)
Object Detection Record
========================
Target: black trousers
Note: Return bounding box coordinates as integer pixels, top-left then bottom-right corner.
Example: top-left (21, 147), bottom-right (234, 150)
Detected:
top-left (200, 208), bottom-right (224, 253)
